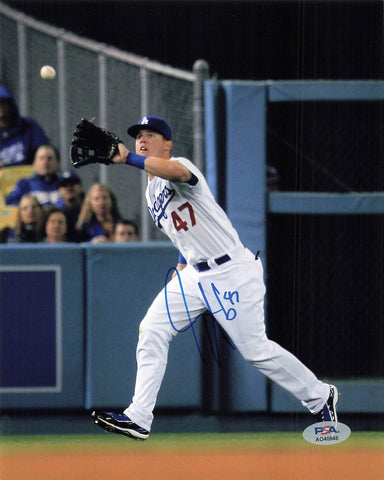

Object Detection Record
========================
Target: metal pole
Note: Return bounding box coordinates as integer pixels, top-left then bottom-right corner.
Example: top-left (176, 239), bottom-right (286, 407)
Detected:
top-left (17, 20), bottom-right (27, 115)
top-left (98, 49), bottom-right (108, 184)
top-left (140, 60), bottom-right (150, 241)
top-left (57, 36), bottom-right (69, 171)
top-left (193, 59), bottom-right (209, 173)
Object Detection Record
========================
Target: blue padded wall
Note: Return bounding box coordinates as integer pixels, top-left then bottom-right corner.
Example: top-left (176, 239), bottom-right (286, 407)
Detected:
top-left (0, 245), bottom-right (84, 408)
top-left (222, 81), bottom-right (266, 258)
top-left (204, 81), bottom-right (268, 411)
top-left (85, 242), bottom-right (202, 410)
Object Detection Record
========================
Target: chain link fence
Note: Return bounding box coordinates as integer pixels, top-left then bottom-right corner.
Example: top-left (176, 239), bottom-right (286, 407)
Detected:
top-left (0, 2), bottom-right (207, 241)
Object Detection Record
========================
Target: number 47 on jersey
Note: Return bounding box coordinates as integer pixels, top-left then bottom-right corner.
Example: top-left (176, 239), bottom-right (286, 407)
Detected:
top-left (171, 201), bottom-right (196, 231)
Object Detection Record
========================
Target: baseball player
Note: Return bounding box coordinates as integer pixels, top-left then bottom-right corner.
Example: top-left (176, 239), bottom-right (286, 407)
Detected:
top-left (70, 116), bottom-right (338, 440)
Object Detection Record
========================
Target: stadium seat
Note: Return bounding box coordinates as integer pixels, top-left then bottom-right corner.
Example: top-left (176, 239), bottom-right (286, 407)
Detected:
top-left (0, 206), bottom-right (18, 229)
top-left (0, 165), bottom-right (35, 203)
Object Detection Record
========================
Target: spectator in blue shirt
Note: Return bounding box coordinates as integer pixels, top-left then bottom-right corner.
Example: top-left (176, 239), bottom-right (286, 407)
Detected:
top-left (76, 183), bottom-right (121, 243)
top-left (6, 144), bottom-right (62, 207)
top-left (0, 85), bottom-right (49, 166)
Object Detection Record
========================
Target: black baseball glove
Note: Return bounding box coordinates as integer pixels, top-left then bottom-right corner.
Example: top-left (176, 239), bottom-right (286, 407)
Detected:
top-left (70, 118), bottom-right (123, 168)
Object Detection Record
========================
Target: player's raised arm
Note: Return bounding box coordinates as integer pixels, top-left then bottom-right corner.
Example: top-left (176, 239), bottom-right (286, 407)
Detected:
top-left (143, 155), bottom-right (192, 183)
top-left (114, 142), bottom-right (191, 182)
top-left (70, 116), bottom-right (192, 183)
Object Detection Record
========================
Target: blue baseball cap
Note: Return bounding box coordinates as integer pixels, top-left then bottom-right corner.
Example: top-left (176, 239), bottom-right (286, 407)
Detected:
top-left (0, 85), bottom-right (13, 100)
top-left (127, 116), bottom-right (172, 140)
top-left (59, 171), bottom-right (82, 187)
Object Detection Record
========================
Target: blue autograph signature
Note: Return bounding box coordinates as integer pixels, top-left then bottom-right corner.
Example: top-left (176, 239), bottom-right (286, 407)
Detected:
top-left (164, 267), bottom-right (238, 365)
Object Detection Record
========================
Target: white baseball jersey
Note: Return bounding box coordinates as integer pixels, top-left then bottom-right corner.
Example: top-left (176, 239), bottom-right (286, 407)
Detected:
top-left (125, 155), bottom-right (330, 431)
top-left (145, 156), bottom-right (242, 264)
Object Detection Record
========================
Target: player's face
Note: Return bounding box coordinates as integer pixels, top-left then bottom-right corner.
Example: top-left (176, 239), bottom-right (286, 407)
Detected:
top-left (135, 129), bottom-right (171, 158)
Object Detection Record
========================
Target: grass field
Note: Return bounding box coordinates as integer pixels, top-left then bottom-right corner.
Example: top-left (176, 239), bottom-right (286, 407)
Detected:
top-left (1, 431), bottom-right (383, 480)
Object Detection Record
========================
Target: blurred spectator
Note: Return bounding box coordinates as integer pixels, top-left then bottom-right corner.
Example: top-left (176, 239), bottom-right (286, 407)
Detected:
top-left (57, 171), bottom-right (86, 242)
top-left (44, 207), bottom-right (68, 243)
top-left (0, 85), bottom-right (49, 167)
top-left (6, 144), bottom-right (61, 207)
top-left (113, 219), bottom-right (140, 243)
top-left (76, 183), bottom-right (121, 243)
top-left (6, 194), bottom-right (44, 243)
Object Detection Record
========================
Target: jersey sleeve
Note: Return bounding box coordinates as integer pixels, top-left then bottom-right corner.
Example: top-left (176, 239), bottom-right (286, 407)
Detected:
top-left (177, 251), bottom-right (187, 264)
top-left (173, 157), bottom-right (202, 189)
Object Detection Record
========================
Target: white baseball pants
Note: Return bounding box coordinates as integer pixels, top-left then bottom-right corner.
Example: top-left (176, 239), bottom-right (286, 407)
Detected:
top-left (125, 247), bottom-right (329, 431)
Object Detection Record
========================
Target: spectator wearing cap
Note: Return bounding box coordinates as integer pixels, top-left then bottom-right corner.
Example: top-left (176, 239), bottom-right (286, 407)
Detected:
top-left (56, 171), bottom-right (86, 242)
top-left (0, 85), bottom-right (49, 166)
top-left (6, 144), bottom-right (61, 207)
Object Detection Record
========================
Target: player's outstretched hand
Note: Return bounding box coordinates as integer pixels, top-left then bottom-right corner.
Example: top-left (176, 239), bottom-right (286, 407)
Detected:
top-left (70, 118), bottom-right (123, 168)
top-left (112, 143), bottom-right (129, 164)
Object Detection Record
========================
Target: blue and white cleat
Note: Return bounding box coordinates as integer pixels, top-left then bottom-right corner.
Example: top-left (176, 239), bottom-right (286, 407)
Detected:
top-left (92, 411), bottom-right (149, 440)
top-left (316, 385), bottom-right (339, 427)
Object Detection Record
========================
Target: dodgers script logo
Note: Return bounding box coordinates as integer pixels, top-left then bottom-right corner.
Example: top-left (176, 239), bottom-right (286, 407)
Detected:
top-left (148, 185), bottom-right (175, 228)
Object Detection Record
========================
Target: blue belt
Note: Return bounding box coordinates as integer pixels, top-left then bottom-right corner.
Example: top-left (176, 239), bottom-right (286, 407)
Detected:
top-left (194, 254), bottom-right (231, 272)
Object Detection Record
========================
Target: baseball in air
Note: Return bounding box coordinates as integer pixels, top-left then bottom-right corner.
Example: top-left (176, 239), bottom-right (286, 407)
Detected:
top-left (40, 65), bottom-right (56, 80)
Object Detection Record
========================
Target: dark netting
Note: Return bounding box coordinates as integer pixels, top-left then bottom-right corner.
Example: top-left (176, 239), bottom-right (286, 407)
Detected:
top-left (267, 101), bottom-right (384, 193)
top-left (147, 71), bottom-right (194, 161)
top-left (266, 213), bottom-right (384, 378)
